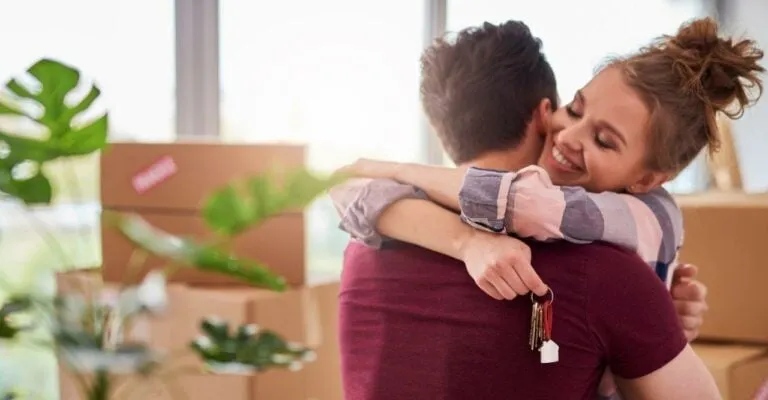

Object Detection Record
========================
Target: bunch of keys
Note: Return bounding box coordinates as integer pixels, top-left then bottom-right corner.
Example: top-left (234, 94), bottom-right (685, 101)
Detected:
top-left (529, 289), bottom-right (559, 364)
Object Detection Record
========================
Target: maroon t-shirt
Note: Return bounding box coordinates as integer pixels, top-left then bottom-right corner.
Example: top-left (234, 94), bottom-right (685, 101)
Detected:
top-left (339, 240), bottom-right (687, 400)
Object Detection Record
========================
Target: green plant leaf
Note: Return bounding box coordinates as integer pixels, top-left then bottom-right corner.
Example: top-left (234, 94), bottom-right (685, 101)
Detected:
top-left (203, 167), bottom-right (347, 236)
top-left (58, 113), bottom-right (109, 155)
top-left (9, 171), bottom-right (52, 204)
top-left (0, 132), bottom-right (58, 162)
top-left (0, 58), bottom-right (108, 204)
top-left (23, 58), bottom-right (80, 127)
top-left (0, 297), bottom-right (33, 339)
top-left (191, 318), bottom-right (313, 372)
top-left (0, 160), bottom-right (53, 205)
top-left (203, 185), bottom-right (252, 236)
top-left (191, 245), bottom-right (286, 291)
top-left (0, 101), bottom-right (25, 116)
top-left (111, 213), bottom-right (286, 290)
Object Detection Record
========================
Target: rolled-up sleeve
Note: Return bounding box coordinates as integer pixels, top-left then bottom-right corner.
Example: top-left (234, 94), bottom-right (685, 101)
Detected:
top-left (458, 166), bottom-right (683, 282)
top-left (457, 168), bottom-right (518, 233)
top-left (329, 178), bottom-right (428, 248)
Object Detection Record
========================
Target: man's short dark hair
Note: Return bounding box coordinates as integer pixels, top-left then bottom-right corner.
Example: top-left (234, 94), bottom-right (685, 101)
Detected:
top-left (420, 20), bottom-right (558, 164)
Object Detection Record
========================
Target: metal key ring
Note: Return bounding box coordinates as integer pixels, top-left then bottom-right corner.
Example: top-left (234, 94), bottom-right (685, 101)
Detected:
top-left (530, 287), bottom-right (554, 304)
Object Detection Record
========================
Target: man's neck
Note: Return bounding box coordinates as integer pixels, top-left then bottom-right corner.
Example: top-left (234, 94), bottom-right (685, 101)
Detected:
top-left (460, 150), bottom-right (532, 172)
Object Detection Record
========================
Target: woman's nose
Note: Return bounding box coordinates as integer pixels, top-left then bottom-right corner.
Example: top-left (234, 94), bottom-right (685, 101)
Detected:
top-left (554, 126), bottom-right (585, 152)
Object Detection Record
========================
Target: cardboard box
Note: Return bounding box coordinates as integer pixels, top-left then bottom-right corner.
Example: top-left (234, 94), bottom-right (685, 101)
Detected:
top-left (100, 142), bottom-right (308, 286)
top-left (101, 142), bottom-right (305, 211)
top-left (59, 365), bottom-right (305, 400)
top-left (304, 281), bottom-right (342, 400)
top-left (57, 272), bottom-right (341, 399)
top-left (694, 343), bottom-right (768, 400)
top-left (676, 193), bottom-right (768, 343)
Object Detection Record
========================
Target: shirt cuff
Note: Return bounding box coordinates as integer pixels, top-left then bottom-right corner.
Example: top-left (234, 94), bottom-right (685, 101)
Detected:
top-left (338, 179), bottom-right (428, 248)
top-left (458, 167), bottom-right (517, 233)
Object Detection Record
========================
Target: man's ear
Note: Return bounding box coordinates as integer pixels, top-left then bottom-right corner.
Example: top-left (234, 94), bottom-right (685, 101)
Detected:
top-left (534, 98), bottom-right (553, 137)
top-left (627, 171), bottom-right (671, 194)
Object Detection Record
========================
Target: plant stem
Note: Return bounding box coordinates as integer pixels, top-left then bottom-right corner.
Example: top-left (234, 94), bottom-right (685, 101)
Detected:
top-left (89, 369), bottom-right (109, 400)
top-left (119, 249), bottom-right (148, 290)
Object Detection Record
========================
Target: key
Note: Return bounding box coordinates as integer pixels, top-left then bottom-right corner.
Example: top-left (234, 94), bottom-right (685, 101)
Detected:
top-left (529, 301), bottom-right (540, 351)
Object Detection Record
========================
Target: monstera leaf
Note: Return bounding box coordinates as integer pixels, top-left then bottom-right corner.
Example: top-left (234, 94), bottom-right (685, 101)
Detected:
top-left (0, 58), bottom-right (107, 204)
top-left (203, 168), bottom-right (348, 236)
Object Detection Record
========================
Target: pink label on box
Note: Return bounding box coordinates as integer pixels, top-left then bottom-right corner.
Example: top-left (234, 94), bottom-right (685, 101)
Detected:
top-left (131, 155), bottom-right (178, 194)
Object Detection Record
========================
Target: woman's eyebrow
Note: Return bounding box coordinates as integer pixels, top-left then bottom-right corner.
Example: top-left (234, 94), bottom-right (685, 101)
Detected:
top-left (578, 89), bottom-right (628, 145)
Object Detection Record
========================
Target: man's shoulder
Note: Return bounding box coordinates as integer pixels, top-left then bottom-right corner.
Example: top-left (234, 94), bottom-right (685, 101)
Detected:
top-left (528, 240), bottom-right (660, 298)
top-left (528, 240), bottom-right (648, 269)
top-left (345, 239), bottom-right (462, 265)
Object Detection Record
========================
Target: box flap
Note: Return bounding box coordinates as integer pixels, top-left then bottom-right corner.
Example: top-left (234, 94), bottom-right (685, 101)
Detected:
top-left (694, 344), bottom-right (768, 400)
top-left (101, 142), bottom-right (305, 211)
top-left (675, 192), bottom-right (768, 208)
top-left (694, 343), bottom-right (768, 370)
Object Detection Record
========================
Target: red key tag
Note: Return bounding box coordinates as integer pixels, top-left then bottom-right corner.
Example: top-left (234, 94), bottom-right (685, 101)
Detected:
top-left (531, 289), bottom-right (558, 364)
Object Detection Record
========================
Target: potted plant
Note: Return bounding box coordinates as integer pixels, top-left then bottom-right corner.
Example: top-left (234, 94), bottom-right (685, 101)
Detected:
top-left (0, 59), bottom-right (344, 399)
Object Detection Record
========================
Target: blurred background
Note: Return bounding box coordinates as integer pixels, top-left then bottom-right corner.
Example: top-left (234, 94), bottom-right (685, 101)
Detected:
top-left (0, 0), bottom-right (766, 398)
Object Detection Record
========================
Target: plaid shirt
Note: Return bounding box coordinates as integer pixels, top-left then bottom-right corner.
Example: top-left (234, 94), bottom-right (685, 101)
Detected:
top-left (332, 165), bottom-right (684, 285)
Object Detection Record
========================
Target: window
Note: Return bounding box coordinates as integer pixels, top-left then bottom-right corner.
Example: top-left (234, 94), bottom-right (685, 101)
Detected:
top-left (220, 1), bottom-right (427, 277)
top-left (0, 0), bottom-right (176, 268)
top-left (446, 0), bottom-right (707, 192)
top-left (0, 1), bottom-right (175, 398)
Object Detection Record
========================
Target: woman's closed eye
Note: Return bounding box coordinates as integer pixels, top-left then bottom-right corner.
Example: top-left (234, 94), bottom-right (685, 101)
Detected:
top-left (565, 104), bottom-right (581, 118)
top-left (594, 132), bottom-right (617, 150)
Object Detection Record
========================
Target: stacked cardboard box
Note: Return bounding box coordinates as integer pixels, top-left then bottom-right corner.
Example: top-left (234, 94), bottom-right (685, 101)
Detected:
top-left (677, 192), bottom-right (768, 399)
top-left (57, 270), bottom-right (340, 400)
top-left (58, 142), bottom-right (342, 399)
top-left (99, 142), bottom-right (307, 286)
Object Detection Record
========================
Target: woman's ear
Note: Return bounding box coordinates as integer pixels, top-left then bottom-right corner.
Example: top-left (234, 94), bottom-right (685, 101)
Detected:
top-left (627, 171), bottom-right (671, 194)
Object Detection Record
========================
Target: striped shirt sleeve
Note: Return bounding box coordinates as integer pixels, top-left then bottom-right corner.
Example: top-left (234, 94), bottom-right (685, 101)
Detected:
top-left (458, 165), bottom-right (684, 283)
top-left (329, 178), bottom-right (428, 248)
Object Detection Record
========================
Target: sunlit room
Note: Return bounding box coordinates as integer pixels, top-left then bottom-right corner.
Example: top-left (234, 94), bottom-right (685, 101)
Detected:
top-left (0, 0), bottom-right (767, 399)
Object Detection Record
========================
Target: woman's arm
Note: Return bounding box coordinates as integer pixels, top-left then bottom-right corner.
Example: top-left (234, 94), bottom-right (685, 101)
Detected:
top-left (341, 159), bottom-right (465, 211)
top-left (375, 198), bottom-right (547, 299)
top-left (344, 159), bottom-right (684, 283)
top-left (329, 178), bottom-right (547, 299)
top-left (457, 165), bottom-right (683, 283)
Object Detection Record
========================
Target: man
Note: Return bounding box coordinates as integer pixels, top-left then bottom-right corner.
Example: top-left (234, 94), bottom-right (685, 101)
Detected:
top-left (334, 21), bottom-right (714, 399)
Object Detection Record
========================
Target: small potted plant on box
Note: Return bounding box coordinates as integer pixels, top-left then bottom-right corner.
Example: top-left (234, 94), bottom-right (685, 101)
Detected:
top-left (0, 59), bottom-right (344, 399)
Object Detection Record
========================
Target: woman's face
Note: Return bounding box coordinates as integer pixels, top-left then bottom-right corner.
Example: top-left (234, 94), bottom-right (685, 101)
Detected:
top-left (538, 67), bottom-right (664, 193)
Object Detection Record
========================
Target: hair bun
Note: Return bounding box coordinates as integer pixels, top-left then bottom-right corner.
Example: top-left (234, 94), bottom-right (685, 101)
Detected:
top-left (666, 17), bottom-right (764, 118)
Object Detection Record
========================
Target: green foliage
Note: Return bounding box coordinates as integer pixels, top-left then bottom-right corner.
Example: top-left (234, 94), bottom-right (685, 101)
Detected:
top-left (0, 297), bottom-right (33, 339)
top-left (0, 58), bottom-right (344, 399)
top-left (190, 317), bottom-right (314, 372)
top-left (203, 168), bottom-right (347, 236)
top-left (113, 168), bottom-right (345, 291)
top-left (111, 213), bottom-right (288, 290)
top-left (0, 59), bottom-right (107, 205)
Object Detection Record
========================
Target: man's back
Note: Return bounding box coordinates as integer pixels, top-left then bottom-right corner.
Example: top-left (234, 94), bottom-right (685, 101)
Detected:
top-left (339, 240), bottom-right (687, 400)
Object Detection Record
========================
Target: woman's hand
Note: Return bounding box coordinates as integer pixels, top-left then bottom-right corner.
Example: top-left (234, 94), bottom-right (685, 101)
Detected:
top-left (671, 264), bottom-right (708, 342)
top-left (458, 230), bottom-right (548, 300)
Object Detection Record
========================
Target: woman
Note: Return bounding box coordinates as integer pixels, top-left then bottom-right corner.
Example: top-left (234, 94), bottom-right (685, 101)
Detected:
top-left (334, 17), bottom-right (763, 398)
top-left (335, 16), bottom-right (763, 285)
